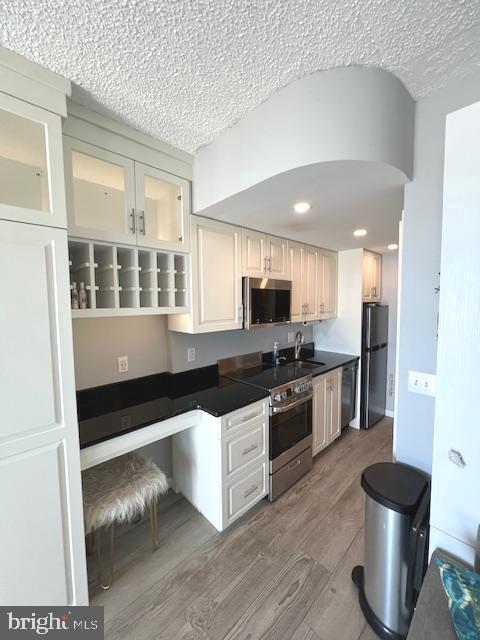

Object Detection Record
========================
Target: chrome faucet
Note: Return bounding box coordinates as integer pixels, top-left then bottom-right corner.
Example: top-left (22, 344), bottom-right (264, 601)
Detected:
top-left (294, 330), bottom-right (305, 360)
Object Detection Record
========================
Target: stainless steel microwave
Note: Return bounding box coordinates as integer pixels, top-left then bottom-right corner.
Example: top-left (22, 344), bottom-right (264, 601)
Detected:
top-left (243, 277), bottom-right (292, 329)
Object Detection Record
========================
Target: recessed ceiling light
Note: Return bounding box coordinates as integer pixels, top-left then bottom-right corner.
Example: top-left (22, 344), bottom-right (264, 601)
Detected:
top-left (293, 201), bottom-right (311, 214)
top-left (388, 243), bottom-right (398, 250)
top-left (353, 229), bottom-right (367, 237)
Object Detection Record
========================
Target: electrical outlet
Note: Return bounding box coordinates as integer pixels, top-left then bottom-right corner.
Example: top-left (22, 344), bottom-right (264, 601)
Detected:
top-left (187, 347), bottom-right (196, 362)
top-left (117, 355), bottom-right (128, 373)
top-left (287, 331), bottom-right (296, 343)
top-left (408, 370), bottom-right (436, 397)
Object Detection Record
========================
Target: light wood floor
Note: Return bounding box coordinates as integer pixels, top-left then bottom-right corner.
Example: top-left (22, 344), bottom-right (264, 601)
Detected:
top-left (90, 419), bottom-right (393, 640)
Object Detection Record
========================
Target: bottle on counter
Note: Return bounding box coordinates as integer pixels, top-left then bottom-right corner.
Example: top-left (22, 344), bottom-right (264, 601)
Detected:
top-left (79, 282), bottom-right (87, 309)
top-left (71, 282), bottom-right (79, 309)
top-left (272, 340), bottom-right (280, 364)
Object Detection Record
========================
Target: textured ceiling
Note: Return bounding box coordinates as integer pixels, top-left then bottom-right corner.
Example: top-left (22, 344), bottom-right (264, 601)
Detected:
top-left (1, 1), bottom-right (480, 153)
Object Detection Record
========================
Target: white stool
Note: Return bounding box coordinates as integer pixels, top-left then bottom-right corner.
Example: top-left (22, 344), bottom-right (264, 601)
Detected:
top-left (82, 452), bottom-right (168, 589)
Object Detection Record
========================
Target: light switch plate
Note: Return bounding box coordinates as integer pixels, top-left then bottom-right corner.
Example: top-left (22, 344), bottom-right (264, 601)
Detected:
top-left (408, 370), bottom-right (436, 397)
top-left (287, 331), bottom-right (296, 343)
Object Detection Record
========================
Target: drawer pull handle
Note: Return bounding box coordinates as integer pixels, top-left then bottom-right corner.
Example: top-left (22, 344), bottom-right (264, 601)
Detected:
top-left (243, 484), bottom-right (258, 498)
top-left (241, 412), bottom-right (259, 423)
top-left (288, 459), bottom-right (302, 471)
top-left (241, 443), bottom-right (258, 455)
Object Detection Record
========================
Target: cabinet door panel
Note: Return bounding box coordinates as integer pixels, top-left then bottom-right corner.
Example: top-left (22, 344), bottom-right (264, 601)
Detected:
top-left (303, 246), bottom-right (318, 320)
top-left (135, 162), bottom-right (190, 252)
top-left (0, 443), bottom-right (72, 605)
top-left (319, 251), bottom-right (337, 318)
top-left (267, 236), bottom-right (288, 278)
top-left (312, 376), bottom-right (327, 455)
top-left (242, 228), bottom-right (265, 277)
top-left (194, 218), bottom-right (242, 331)
top-left (288, 241), bottom-right (304, 322)
top-left (64, 136), bottom-right (136, 244)
top-left (0, 220), bottom-right (88, 605)
top-left (0, 93), bottom-right (66, 228)
top-left (328, 370), bottom-right (342, 442)
top-left (372, 253), bottom-right (382, 301)
top-left (363, 252), bottom-right (373, 301)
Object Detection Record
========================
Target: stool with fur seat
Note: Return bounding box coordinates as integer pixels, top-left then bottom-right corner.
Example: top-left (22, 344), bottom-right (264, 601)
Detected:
top-left (82, 452), bottom-right (168, 589)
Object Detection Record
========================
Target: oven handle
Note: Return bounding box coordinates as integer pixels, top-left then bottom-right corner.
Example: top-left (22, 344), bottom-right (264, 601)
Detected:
top-left (272, 394), bottom-right (313, 414)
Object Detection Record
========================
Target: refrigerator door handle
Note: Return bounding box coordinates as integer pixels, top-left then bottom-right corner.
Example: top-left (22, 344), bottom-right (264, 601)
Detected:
top-left (365, 306), bottom-right (372, 350)
top-left (364, 351), bottom-right (371, 426)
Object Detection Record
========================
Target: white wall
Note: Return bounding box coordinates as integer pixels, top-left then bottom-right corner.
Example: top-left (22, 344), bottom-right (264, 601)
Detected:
top-left (429, 101), bottom-right (480, 565)
top-left (194, 67), bottom-right (414, 213)
top-left (381, 252), bottom-right (398, 416)
top-left (394, 70), bottom-right (480, 474)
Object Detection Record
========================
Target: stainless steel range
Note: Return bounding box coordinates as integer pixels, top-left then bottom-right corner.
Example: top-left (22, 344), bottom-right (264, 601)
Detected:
top-left (219, 352), bottom-right (314, 501)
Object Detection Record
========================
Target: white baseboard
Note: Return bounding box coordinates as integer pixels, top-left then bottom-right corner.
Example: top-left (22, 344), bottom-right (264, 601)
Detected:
top-left (385, 409), bottom-right (395, 418)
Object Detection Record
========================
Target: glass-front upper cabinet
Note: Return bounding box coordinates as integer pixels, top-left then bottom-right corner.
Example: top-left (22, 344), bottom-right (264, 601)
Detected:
top-left (134, 162), bottom-right (190, 252)
top-left (64, 137), bottom-right (136, 245)
top-left (0, 92), bottom-right (67, 228)
top-left (64, 138), bottom-right (191, 251)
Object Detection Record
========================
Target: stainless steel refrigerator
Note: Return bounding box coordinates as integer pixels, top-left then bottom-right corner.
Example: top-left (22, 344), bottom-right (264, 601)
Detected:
top-left (361, 303), bottom-right (388, 429)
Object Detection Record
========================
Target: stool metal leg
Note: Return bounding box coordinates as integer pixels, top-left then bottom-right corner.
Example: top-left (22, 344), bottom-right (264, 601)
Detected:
top-left (149, 499), bottom-right (159, 550)
top-left (95, 523), bottom-right (115, 590)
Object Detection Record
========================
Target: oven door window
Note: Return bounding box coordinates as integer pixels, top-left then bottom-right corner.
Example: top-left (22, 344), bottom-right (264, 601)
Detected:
top-left (270, 399), bottom-right (312, 460)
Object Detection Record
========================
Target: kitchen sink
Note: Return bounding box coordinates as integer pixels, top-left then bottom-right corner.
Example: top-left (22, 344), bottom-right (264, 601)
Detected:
top-left (290, 360), bottom-right (325, 369)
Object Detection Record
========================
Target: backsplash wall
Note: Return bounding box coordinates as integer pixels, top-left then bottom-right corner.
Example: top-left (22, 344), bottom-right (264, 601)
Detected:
top-left (168, 322), bottom-right (314, 373)
top-left (72, 316), bottom-right (170, 390)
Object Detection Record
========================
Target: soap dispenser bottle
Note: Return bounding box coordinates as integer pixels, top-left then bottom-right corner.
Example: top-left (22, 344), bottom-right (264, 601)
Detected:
top-left (272, 340), bottom-right (280, 364)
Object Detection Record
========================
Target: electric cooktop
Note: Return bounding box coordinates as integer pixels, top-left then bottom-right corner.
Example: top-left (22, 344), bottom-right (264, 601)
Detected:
top-left (222, 361), bottom-right (315, 391)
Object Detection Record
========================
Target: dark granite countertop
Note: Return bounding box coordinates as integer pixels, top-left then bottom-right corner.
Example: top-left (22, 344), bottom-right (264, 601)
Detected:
top-left (300, 347), bottom-right (359, 376)
top-left (77, 367), bottom-right (269, 450)
top-left (77, 346), bottom-right (358, 451)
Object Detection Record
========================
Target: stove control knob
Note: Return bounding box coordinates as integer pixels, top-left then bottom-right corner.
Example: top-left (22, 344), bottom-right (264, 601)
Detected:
top-left (274, 391), bottom-right (288, 402)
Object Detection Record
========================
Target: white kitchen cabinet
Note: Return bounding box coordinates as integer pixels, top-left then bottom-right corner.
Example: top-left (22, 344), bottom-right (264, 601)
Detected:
top-left (312, 368), bottom-right (342, 456)
top-left (363, 250), bottom-right (382, 302)
top-left (0, 219), bottom-right (88, 605)
top-left (303, 245), bottom-right (319, 321)
top-left (0, 54), bottom-right (87, 606)
top-left (288, 240), bottom-right (304, 323)
top-left (68, 238), bottom-right (189, 316)
top-left (288, 241), bottom-right (338, 323)
top-left (0, 92), bottom-right (67, 229)
top-left (241, 229), bottom-right (288, 278)
top-left (172, 399), bottom-right (269, 531)
top-left (64, 136), bottom-right (191, 252)
top-left (168, 216), bottom-right (243, 333)
top-left (242, 228), bottom-right (266, 276)
top-left (318, 249), bottom-right (338, 319)
top-left (265, 235), bottom-right (288, 278)
top-left (134, 161), bottom-right (190, 252)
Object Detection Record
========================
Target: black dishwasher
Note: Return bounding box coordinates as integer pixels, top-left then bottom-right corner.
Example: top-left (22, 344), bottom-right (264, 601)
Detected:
top-left (341, 360), bottom-right (359, 428)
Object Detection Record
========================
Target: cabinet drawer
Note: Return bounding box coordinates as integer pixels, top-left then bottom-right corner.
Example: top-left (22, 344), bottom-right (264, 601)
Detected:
top-left (223, 461), bottom-right (267, 526)
top-left (221, 399), bottom-right (269, 437)
top-left (222, 419), bottom-right (267, 481)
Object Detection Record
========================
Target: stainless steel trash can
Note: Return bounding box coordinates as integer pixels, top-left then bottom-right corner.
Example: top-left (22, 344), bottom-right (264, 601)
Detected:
top-left (352, 462), bottom-right (430, 640)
